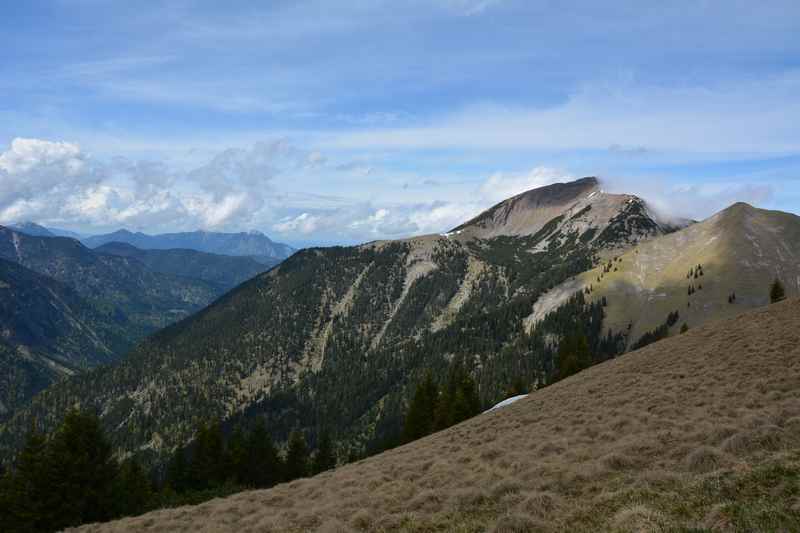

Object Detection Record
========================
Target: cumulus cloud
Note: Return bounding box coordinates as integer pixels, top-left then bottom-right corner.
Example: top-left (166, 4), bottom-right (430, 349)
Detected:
top-left (0, 137), bottom-right (306, 232)
top-left (0, 138), bottom-right (101, 205)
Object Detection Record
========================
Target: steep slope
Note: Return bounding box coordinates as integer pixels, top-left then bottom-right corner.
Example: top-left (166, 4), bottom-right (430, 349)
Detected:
top-left (527, 203), bottom-right (800, 345)
top-left (0, 258), bottom-right (124, 417)
top-left (0, 226), bottom-right (220, 339)
top-left (450, 176), bottom-right (684, 248)
top-left (83, 229), bottom-right (295, 260)
top-left (94, 242), bottom-right (275, 291)
top-left (72, 298), bottom-right (800, 532)
top-left (0, 178), bottom-right (676, 461)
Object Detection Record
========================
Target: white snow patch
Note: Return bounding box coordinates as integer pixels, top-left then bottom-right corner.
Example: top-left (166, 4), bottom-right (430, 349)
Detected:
top-left (486, 394), bottom-right (528, 412)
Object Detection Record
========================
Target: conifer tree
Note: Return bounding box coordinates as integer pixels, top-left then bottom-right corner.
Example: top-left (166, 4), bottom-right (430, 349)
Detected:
top-left (451, 372), bottom-right (481, 425)
top-left (246, 418), bottom-right (282, 488)
top-left (402, 372), bottom-right (439, 442)
top-left (112, 458), bottom-right (152, 518)
top-left (311, 430), bottom-right (337, 475)
top-left (0, 428), bottom-right (50, 532)
top-left (284, 430), bottom-right (309, 481)
top-left (226, 425), bottom-right (248, 485)
top-left (190, 420), bottom-right (225, 490)
top-left (770, 278), bottom-right (786, 303)
top-left (48, 410), bottom-right (118, 528)
top-left (557, 332), bottom-right (592, 380)
top-left (165, 446), bottom-right (190, 492)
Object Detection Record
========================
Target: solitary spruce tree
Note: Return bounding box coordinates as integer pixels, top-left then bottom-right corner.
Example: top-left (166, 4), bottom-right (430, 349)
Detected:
top-left (770, 278), bottom-right (786, 303)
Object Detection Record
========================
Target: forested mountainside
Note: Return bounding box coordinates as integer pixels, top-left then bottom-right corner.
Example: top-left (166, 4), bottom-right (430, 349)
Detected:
top-left (0, 259), bottom-right (126, 417)
top-left (95, 242), bottom-right (275, 292)
top-left (0, 178), bottom-right (678, 462)
top-left (83, 229), bottom-right (295, 260)
top-left (528, 203), bottom-right (800, 346)
top-left (0, 226), bottom-right (220, 340)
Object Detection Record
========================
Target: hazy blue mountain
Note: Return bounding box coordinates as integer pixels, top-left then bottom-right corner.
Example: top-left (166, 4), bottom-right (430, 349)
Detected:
top-left (95, 242), bottom-right (277, 291)
top-left (83, 229), bottom-right (295, 260)
top-left (7, 222), bottom-right (83, 239)
top-left (7, 222), bottom-right (54, 237)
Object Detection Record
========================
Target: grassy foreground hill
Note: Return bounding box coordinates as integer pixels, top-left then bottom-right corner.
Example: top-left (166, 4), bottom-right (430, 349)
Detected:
top-left (73, 298), bottom-right (800, 532)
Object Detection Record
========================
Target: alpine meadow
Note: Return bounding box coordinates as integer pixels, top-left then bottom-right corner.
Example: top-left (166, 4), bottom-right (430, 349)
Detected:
top-left (1, 2), bottom-right (799, 532)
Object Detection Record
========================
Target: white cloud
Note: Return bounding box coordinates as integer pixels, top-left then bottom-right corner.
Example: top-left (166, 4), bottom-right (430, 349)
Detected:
top-left (273, 213), bottom-right (321, 235)
top-left (0, 138), bottom-right (100, 205)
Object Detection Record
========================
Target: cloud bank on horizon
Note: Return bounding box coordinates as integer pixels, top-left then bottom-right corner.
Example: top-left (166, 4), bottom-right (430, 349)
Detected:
top-left (1, 0), bottom-right (798, 245)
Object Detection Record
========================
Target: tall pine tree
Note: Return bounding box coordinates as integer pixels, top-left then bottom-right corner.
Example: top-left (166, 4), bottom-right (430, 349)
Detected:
top-left (284, 430), bottom-right (309, 481)
top-left (311, 429), bottom-right (337, 475)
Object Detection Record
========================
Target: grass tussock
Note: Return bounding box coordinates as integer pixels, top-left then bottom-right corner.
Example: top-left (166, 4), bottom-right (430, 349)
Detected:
top-left (71, 299), bottom-right (800, 532)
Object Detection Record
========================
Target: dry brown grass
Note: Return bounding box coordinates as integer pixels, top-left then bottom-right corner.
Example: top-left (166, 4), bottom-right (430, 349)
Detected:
top-left (71, 299), bottom-right (800, 532)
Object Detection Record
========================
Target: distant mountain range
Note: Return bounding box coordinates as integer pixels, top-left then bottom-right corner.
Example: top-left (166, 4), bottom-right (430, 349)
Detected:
top-left (82, 229), bottom-right (295, 261)
top-left (0, 226), bottom-right (278, 414)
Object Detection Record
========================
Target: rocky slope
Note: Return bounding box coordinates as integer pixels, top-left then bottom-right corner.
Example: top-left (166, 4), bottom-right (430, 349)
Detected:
top-left (450, 176), bottom-right (684, 247)
top-left (83, 229), bottom-right (295, 261)
top-left (527, 202), bottom-right (800, 346)
top-left (71, 298), bottom-right (800, 532)
top-left (0, 178), bottom-right (682, 461)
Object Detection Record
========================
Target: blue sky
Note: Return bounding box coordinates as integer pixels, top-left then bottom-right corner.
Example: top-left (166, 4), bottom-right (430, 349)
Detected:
top-left (0, 0), bottom-right (799, 245)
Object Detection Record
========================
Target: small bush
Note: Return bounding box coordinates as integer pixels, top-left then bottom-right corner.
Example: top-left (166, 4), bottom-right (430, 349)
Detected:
top-left (349, 509), bottom-right (374, 531)
top-left (491, 479), bottom-right (523, 500)
top-left (685, 446), bottom-right (727, 473)
top-left (453, 488), bottom-right (490, 510)
top-left (518, 491), bottom-right (560, 518)
top-left (491, 513), bottom-right (543, 532)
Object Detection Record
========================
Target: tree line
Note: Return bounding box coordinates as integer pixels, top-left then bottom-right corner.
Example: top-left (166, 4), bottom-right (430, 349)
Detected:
top-left (0, 411), bottom-right (337, 533)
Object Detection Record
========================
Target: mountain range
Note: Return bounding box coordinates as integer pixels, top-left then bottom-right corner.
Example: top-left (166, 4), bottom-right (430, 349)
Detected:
top-left (82, 229), bottom-right (295, 262)
top-left (0, 226), bottom-right (286, 416)
top-left (4, 176), bottom-right (796, 465)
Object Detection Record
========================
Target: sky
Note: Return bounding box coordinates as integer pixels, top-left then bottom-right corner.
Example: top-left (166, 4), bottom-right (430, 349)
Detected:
top-left (1, 0), bottom-right (799, 246)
